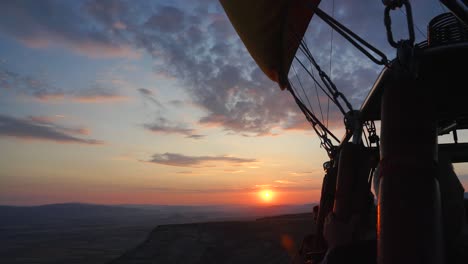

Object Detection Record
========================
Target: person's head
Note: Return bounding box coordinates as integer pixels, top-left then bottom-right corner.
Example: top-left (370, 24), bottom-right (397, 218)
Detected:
top-left (313, 205), bottom-right (319, 222)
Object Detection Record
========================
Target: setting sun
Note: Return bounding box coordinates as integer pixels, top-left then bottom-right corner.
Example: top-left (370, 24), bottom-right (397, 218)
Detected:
top-left (259, 190), bottom-right (274, 202)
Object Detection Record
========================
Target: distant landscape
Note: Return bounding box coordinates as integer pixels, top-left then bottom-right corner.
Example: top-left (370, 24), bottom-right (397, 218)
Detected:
top-left (2, 198), bottom-right (468, 264)
top-left (0, 203), bottom-right (316, 264)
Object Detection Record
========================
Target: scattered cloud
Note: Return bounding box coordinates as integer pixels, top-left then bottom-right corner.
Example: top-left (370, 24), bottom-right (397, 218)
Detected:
top-left (71, 86), bottom-right (128, 103)
top-left (0, 114), bottom-right (103, 145)
top-left (141, 184), bottom-right (321, 193)
top-left (223, 169), bottom-right (244, 174)
top-left (176, 171), bottom-right (193, 175)
top-left (28, 115), bottom-right (90, 135)
top-left (147, 152), bottom-right (257, 167)
top-left (144, 5), bottom-right (186, 34)
top-left (185, 134), bottom-right (205, 140)
top-left (143, 117), bottom-right (194, 136)
top-left (138, 88), bottom-right (153, 96)
top-left (252, 183), bottom-right (321, 192)
top-left (0, 1), bottom-right (139, 59)
top-left (129, 2), bottom-right (316, 136)
top-left (0, 67), bottom-right (64, 100)
top-left (1, 0), bottom-right (344, 136)
top-left (169, 99), bottom-right (186, 107)
top-left (1, 66), bottom-right (127, 103)
top-left (289, 171), bottom-right (316, 176)
top-left (275, 180), bottom-right (297, 185)
top-left (0, 0), bottom-right (444, 136)
top-left (137, 87), bottom-right (164, 108)
top-left (143, 117), bottom-right (205, 139)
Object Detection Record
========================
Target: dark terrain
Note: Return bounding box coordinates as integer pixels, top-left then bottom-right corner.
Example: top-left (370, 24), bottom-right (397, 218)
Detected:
top-left (0, 203), bottom-right (315, 264)
top-left (110, 213), bottom-right (315, 264)
top-left (110, 199), bottom-right (468, 264)
top-left (2, 200), bottom-right (467, 264)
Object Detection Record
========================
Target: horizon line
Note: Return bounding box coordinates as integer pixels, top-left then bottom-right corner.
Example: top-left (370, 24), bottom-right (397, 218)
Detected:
top-left (0, 201), bottom-right (319, 208)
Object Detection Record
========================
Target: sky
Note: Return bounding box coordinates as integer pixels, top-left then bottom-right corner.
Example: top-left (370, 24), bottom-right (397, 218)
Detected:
top-left (0, 0), bottom-right (467, 206)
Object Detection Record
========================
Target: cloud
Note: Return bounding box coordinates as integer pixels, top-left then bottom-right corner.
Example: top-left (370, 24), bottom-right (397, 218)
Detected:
top-left (142, 184), bottom-right (320, 193)
top-left (144, 5), bottom-right (186, 33)
top-left (143, 117), bottom-right (194, 136)
top-left (0, 67), bottom-right (64, 100)
top-left (128, 2), bottom-right (351, 136)
top-left (147, 152), bottom-right (256, 167)
top-left (0, 0), bottom-right (139, 59)
top-left (223, 169), bottom-right (244, 174)
top-left (0, 0), bottom-right (333, 135)
top-left (176, 171), bottom-right (193, 175)
top-left (289, 171), bottom-right (316, 176)
top-left (137, 88), bottom-right (163, 108)
top-left (138, 88), bottom-right (153, 96)
top-left (28, 115), bottom-right (90, 135)
top-left (71, 86), bottom-right (128, 103)
top-left (138, 0), bottom-right (438, 137)
top-left (249, 183), bottom-right (321, 192)
top-left (0, 114), bottom-right (103, 144)
top-left (185, 134), bottom-right (205, 140)
top-left (140, 1), bottom-right (429, 137)
top-left (275, 180), bottom-right (297, 185)
top-left (70, 94), bottom-right (128, 103)
top-left (169, 100), bottom-right (186, 107)
top-left (143, 117), bottom-right (205, 139)
top-left (0, 0), bottom-right (444, 136)
top-left (1, 66), bottom-right (127, 103)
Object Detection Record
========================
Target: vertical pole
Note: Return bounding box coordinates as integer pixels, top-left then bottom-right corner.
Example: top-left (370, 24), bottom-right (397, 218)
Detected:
top-left (315, 161), bottom-right (337, 251)
top-left (378, 64), bottom-right (443, 264)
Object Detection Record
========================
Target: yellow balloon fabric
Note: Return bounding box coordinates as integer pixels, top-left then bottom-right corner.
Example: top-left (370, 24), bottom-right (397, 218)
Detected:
top-left (220, 0), bottom-right (321, 89)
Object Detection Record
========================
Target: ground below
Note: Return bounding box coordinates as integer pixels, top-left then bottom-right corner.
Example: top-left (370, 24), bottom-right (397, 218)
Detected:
top-left (109, 213), bottom-right (315, 264)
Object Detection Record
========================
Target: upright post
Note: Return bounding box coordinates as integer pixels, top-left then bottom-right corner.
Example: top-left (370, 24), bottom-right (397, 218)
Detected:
top-left (378, 63), bottom-right (443, 264)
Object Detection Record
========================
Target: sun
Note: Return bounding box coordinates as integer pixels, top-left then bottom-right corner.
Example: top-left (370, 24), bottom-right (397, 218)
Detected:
top-left (259, 190), bottom-right (274, 202)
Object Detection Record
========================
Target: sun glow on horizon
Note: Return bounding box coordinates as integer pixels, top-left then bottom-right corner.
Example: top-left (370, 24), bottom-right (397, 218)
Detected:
top-left (259, 190), bottom-right (274, 203)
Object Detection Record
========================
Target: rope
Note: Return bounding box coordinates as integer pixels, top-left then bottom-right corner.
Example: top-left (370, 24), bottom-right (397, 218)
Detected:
top-left (299, 40), bottom-right (353, 115)
top-left (327, 0), bottom-right (335, 128)
top-left (292, 64), bottom-right (319, 119)
top-left (287, 85), bottom-right (340, 157)
top-left (329, 0), bottom-right (335, 78)
top-left (310, 68), bottom-right (325, 124)
top-left (289, 81), bottom-right (308, 114)
top-left (294, 55), bottom-right (335, 104)
top-left (286, 7), bottom-right (377, 157)
top-left (314, 7), bottom-right (389, 66)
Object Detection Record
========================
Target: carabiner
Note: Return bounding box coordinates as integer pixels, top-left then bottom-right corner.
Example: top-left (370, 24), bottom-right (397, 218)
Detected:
top-left (384, 0), bottom-right (415, 48)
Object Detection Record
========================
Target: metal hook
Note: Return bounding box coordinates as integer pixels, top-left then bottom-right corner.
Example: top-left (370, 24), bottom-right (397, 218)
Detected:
top-left (384, 0), bottom-right (415, 48)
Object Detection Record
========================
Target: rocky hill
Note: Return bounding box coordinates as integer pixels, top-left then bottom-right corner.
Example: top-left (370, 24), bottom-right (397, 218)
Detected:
top-left (110, 213), bottom-right (315, 264)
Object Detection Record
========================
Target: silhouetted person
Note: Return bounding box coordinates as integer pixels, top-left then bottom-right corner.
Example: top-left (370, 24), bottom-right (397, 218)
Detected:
top-left (320, 193), bottom-right (377, 264)
top-left (313, 205), bottom-right (319, 223)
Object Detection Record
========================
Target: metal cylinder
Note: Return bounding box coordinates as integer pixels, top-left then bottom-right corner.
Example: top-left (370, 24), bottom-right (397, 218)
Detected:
top-left (378, 65), bottom-right (443, 264)
top-left (334, 143), bottom-right (371, 222)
